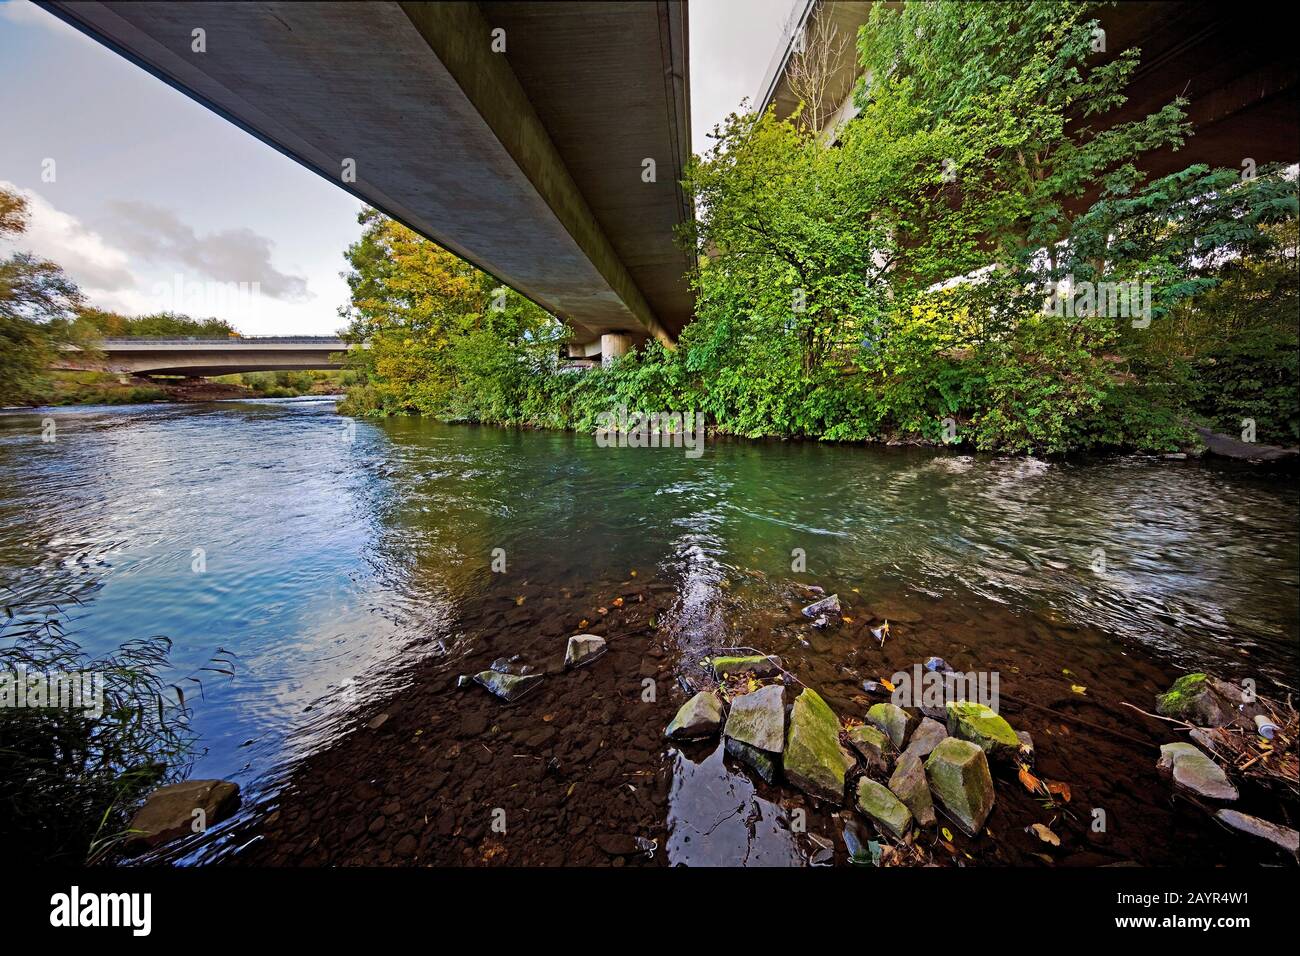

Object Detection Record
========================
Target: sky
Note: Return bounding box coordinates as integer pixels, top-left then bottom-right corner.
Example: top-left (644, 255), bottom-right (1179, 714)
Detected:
top-left (0, 0), bottom-right (794, 335)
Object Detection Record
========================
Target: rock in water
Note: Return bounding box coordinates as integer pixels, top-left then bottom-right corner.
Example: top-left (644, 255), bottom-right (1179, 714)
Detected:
top-left (128, 779), bottom-right (241, 850)
top-left (1155, 674), bottom-right (1237, 728)
top-left (855, 778), bottom-right (912, 839)
top-left (1157, 742), bottom-right (1238, 801)
top-left (664, 691), bottom-right (725, 740)
top-left (784, 688), bottom-right (846, 802)
top-left (723, 684), bottom-right (785, 753)
top-left (902, 717), bottom-right (948, 760)
top-left (564, 633), bottom-right (607, 669)
top-left (924, 737), bottom-right (995, 837)
top-left (866, 702), bottom-right (916, 749)
top-left (725, 737), bottom-right (780, 784)
top-left (946, 701), bottom-right (1019, 758)
top-left (1214, 810), bottom-right (1299, 859)
top-left (473, 669), bottom-right (543, 703)
top-left (801, 594), bottom-right (841, 620)
top-left (710, 654), bottom-right (783, 679)
top-left (847, 724), bottom-right (892, 771)
top-left (888, 753), bottom-right (936, 828)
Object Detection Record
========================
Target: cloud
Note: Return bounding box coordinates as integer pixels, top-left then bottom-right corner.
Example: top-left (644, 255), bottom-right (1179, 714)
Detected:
top-left (0, 180), bottom-right (135, 296)
top-left (105, 199), bottom-right (313, 302)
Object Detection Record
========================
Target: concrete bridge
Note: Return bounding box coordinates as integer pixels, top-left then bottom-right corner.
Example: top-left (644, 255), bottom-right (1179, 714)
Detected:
top-left (56, 337), bottom-right (348, 378)
top-left (42, 1), bottom-right (694, 365)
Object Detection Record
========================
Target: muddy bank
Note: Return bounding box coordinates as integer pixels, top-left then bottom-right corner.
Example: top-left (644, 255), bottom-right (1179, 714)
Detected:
top-left (192, 569), bottom-right (1296, 868)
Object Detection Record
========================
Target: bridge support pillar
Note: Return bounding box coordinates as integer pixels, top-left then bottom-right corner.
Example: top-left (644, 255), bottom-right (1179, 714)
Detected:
top-left (601, 332), bottom-right (633, 367)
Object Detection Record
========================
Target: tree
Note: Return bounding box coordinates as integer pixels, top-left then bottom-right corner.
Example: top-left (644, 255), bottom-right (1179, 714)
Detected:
top-left (0, 187), bottom-right (85, 404)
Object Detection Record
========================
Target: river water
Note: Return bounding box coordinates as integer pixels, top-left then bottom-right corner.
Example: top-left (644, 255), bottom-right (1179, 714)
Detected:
top-left (1, 398), bottom-right (1296, 865)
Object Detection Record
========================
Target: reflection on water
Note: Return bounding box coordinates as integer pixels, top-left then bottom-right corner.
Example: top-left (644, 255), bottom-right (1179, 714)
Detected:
top-left (1, 398), bottom-right (1297, 820)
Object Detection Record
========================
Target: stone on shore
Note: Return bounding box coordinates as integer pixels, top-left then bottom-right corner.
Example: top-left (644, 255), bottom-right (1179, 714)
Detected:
top-left (801, 594), bottom-right (841, 620)
top-left (664, 691), bottom-right (725, 741)
top-left (473, 669), bottom-right (543, 703)
top-left (924, 737), bottom-right (995, 837)
top-left (723, 683), bottom-right (786, 753)
top-left (847, 724), bottom-right (892, 771)
top-left (783, 688), bottom-right (846, 802)
top-left (1157, 742), bottom-right (1238, 801)
top-left (1155, 674), bottom-right (1238, 728)
top-left (902, 717), bottom-right (948, 760)
top-left (563, 633), bottom-right (607, 669)
top-left (855, 778), bottom-right (912, 839)
top-left (866, 701), bottom-right (916, 749)
top-left (128, 779), bottom-right (241, 850)
top-left (946, 701), bottom-right (1019, 758)
top-left (725, 737), bottom-right (780, 784)
top-left (888, 752), bottom-right (936, 828)
top-left (1214, 810), bottom-right (1299, 859)
top-left (710, 654), bottom-right (783, 679)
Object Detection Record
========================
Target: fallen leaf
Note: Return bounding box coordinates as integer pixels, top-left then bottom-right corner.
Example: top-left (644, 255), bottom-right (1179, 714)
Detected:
top-left (1028, 823), bottom-right (1060, 846)
top-left (612, 597), bottom-right (624, 608)
top-left (542, 713), bottom-right (555, 722)
top-left (515, 596), bottom-right (526, 606)
top-left (1070, 684), bottom-right (1087, 695)
top-left (1045, 781), bottom-right (1072, 802)
top-left (880, 677), bottom-right (896, 692)
top-left (597, 607), bottom-right (608, 615)
top-left (1018, 764), bottom-right (1044, 794)
top-left (941, 827), bottom-right (953, 842)
top-left (630, 570), bottom-right (637, 577)
top-left (579, 619), bottom-right (589, 629)
top-left (842, 616), bottom-right (854, 624)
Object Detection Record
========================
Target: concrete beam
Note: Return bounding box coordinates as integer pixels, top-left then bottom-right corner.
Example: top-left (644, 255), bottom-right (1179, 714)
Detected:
top-left (42, 1), bottom-right (694, 350)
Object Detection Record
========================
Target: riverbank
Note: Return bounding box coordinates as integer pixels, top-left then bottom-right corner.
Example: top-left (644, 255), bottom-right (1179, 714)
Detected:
top-left (12, 371), bottom-right (346, 407)
top-left (199, 568), bottom-right (1297, 868)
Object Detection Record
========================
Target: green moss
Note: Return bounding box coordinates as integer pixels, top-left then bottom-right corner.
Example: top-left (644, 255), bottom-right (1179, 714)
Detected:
top-left (1155, 673), bottom-right (1207, 716)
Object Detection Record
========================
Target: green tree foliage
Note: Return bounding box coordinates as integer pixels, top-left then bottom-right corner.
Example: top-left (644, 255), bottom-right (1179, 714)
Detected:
top-left (75, 308), bottom-right (237, 338)
top-left (0, 187), bottom-right (86, 405)
top-left (333, 2), bottom-right (1297, 455)
top-left (337, 208), bottom-right (565, 418)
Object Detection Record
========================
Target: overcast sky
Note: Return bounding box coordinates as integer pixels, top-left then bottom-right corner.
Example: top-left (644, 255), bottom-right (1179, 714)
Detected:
top-left (0, 0), bottom-right (794, 334)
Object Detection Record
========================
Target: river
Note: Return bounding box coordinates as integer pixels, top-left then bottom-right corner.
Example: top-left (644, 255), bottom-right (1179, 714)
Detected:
top-left (2, 397), bottom-right (1296, 865)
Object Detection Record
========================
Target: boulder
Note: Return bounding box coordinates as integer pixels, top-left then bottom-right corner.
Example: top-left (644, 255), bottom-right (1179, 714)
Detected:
top-left (924, 737), bottom-right (995, 837)
top-left (847, 724), bottom-right (892, 771)
top-left (128, 779), bottom-right (241, 850)
top-left (1157, 742), bottom-right (1238, 801)
top-left (724, 737), bottom-right (779, 784)
top-left (902, 717), bottom-right (948, 760)
top-left (722, 684), bottom-right (785, 753)
top-left (1214, 810), bottom-right (1299, 859)
top-left (1155, 674), bottom-right (1239, 728)
top-left (710, 654), bottom-right (783, 679)
top-left (473, 669), bottom-right (543, 703)
top-left (888, 753), bottom-right (936, 828)
top-left (801, 594), bottom-right (841, 620)
top-left (563, 633), bottom-right (607, 669)
top-left (664, 691), bottom-right (725, 741)
top-left (946, 701), bottom-right (1019, 758)
top-left (855, 778), bottom-right (912, 839)
top-left (783, 688), bottom-right (846, 802)
top-left (866, 702), bottom-right (916, 749)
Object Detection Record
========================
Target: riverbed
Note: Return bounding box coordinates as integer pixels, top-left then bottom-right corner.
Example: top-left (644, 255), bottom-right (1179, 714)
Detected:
top-left (1, 397), bottom-right (1296, 865)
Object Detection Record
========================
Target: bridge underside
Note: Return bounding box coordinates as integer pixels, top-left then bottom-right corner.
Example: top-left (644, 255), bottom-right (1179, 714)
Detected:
top-left (44, 1), bottom-right (694, 360)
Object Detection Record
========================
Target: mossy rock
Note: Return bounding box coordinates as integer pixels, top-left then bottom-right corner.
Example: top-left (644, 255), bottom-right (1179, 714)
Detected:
top-left (722, 683), bottom-right (785, 753)
top-left (711, 654), bottom-right (783, 679)
top-left (924, 737), bottom-right (995, 837)
top-left (665, 691), bottom-right (725, 740)
top-left (866, 702), bottom-right (916, 749)
top-left (1155, 674), bottom-right (1235, 727)
top-left (946, 701), bottom-right (1018, 758)
top-left (847, 724), bottom-right (891, 771)
top-left (855, 778), bottom-right (911, 839)
top-left (784, 688), bottom-right (846, 802)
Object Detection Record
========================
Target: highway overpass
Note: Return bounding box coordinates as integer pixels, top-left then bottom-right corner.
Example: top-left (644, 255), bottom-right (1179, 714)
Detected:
top-left (758, 0), bottom-right (1298, 179)
top-left (56, 337), bottom-right (348, 378)
top-left (42, 1), bottom-right (694, 364)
